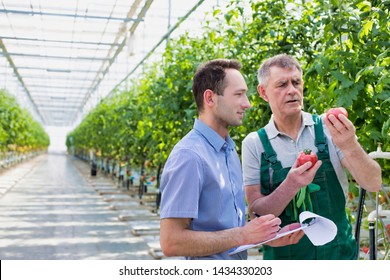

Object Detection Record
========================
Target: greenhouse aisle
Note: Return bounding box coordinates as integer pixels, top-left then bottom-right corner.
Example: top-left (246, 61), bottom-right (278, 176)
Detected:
top-left (0, 153), bottom-right (162, 260)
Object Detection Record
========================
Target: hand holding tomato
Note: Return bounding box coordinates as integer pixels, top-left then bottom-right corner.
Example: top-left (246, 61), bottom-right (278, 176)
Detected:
top-left (283, 153), bottom-right (321, 193)
top-left (282, 152), bottom-right (321, 197)
top-left (297, 149), bottom-right (318, 170)
top-left (326, 107), bottom-right (348, 125)
top-left (323, 106), bottom-right (357, 151)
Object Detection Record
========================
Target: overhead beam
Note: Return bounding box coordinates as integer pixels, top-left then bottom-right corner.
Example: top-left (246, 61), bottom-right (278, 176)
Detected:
top-left (74, 0), bottom-right (207, 125)
top-left (34, 97), bottom-right (85, 101)
top-left (22, 75), bottom-right (94, 81)
top-left (0, 52), bottom-right (110, 61)
top-left (38, 105), bottom-right (80, 109)
top-left (110, 0), bottom-right (206, 96)
top-left (0, 9), bottom-right (143, 22)
top-left (31, 91), bottom-right (88, 96)
top-left (36, 103), bottom-right (81, 107)
top-left (0, 38), bottom-right (44, 123)
top-left (0, 36), bottom-right (119, 47)
top-left (16, 66), bottom-right (95, 73)
top-left (26, 84), bottom-right (89, 90)
top-left (74, 0), bottom-right (150, 124)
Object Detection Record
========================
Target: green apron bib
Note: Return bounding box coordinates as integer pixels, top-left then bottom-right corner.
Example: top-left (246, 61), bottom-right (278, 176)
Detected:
top-left (258, 114), bottom-right (357, 260)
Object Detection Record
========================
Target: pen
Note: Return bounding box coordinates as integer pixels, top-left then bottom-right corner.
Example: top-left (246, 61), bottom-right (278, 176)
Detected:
top-left (252, 212), bottom-right (261, 218)
top-left (253, 212), bottom-right (281, 232)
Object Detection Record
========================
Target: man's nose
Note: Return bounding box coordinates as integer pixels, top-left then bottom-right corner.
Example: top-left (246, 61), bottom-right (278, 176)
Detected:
top-left (286, 82), bottom-right (299, 95)
top-left (243, 95), bottom-right (252, 109)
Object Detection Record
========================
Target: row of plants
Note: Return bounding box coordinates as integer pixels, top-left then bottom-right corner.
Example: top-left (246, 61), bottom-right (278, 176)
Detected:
top-left (0, 88), bottom-right (50, 167)
top-left (66, 0), bottom-right (390, 184)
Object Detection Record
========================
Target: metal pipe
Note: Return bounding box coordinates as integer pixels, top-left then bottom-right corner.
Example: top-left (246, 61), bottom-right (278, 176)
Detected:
top-left (0, 9), bottom-right (142, 22)
top-left (0, 52), bottom-right (109, 61)
top-left (369, 143), bottom-right (390, 160)
top-left (367, 206), bottom-right (390, 260)
top-left (367, 207), bottom-right (390, 222)
top-left (0, 36), bottom-right (119, 47)
top-left (0, 38), bottom-right (43, 123)
top-left (367, 143), bottom-right (390, 259)
top-left (108, 0), bottom-right (206, 97)
top-left (355, 188), bottom-right (366, 256)
top-left (369, 221), bottom-right (376, 260)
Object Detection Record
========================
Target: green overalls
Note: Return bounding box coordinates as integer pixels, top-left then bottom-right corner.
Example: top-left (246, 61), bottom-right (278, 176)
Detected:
top-left (258, 115), bottom-right (357, 259)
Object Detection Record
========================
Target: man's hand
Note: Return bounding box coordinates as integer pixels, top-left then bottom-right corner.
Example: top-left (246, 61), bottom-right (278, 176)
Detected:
top-left (265, 222), bottom-right (304, 247)
top-left (322, 114), bottom-right (382, 192)
top-left (322, 113), bottom-right (357, 151)
top-left (242, 214), bottom-right (282, 245)
top-left (284, 157), bottom-right (322, 193)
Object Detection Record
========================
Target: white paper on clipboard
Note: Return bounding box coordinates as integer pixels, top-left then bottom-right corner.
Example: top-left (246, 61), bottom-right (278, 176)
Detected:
top-left (228, 211), bottom-right (337, 255)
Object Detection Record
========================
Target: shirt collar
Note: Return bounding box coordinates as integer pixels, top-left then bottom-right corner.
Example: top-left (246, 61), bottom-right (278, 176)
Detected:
top-left (266, 111), bottom-right (315, 139)
top-left (194, 118), bottom-right (236, 152)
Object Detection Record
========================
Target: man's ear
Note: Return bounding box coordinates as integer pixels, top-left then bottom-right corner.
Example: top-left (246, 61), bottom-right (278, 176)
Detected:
top-left (203, 89), bottom-right (215, 107)
top-left (257, 84), bottom-right (268, 102)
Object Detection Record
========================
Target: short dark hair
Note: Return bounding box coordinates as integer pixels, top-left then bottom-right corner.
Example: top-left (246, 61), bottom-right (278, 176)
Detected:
top-left (192, 59), bottom-right (242, 113)
top-left (257, 54), bottom-right (302, 86)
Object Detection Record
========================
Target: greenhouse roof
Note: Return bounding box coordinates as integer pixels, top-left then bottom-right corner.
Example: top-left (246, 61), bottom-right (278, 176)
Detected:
top-left (0, 0), bottom-right (224, 127)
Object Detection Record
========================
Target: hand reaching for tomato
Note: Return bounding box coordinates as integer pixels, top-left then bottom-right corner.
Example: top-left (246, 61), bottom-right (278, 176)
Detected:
top-left (323, 107), bottom-right (358, 152)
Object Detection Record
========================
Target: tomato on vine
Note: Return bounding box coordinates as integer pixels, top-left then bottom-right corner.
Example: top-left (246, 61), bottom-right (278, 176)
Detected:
top-left (297, 149), bottom-right (318, 170)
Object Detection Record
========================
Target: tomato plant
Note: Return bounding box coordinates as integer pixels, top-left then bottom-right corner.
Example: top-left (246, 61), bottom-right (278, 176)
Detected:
top-left (0, 89), bottom-right (49, 154)
top-left (65, 0), bottom-right (389, 184)
top-left (297, 149), bottom-right (318, 169)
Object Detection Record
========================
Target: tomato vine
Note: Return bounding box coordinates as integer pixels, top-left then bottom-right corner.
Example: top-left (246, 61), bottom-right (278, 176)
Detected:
top-left (0, 89), bottom-right (49, 155)
top-left (66, 0), bottom-right (390, 181)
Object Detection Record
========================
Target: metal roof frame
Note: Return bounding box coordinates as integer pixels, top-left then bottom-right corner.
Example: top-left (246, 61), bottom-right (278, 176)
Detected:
top-left (0, 0), bottom-right (224, 128)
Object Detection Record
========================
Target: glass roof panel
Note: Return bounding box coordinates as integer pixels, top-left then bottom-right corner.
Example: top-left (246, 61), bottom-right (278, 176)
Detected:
top-left (0, 0), bottom-right (230, 150)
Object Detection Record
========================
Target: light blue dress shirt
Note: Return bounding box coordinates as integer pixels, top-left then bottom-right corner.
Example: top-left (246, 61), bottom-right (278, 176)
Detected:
top-left (160, 118), bottom-right (247, 260)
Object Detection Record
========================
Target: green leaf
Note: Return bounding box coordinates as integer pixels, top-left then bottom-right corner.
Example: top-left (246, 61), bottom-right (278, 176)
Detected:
top-left (358, 20), bottom-right (373, 41)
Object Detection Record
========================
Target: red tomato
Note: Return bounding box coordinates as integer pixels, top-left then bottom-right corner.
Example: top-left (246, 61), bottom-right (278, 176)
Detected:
top-left (297, 149), bottom-right (318, 169)
top-left (326, 107), bottom-right (348, 124)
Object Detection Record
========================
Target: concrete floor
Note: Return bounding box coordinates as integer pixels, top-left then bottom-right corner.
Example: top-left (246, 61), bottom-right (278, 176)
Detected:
top-left (0, 153), bottom-right (162, 260)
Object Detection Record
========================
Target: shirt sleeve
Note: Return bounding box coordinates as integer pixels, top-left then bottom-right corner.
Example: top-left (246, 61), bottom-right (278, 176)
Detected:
top-left (241, 131), bottom-right (263, 187)
top-left (159, 148), bottom-right (203, 219)
top-left (321, 118), bottom-right (349, 192)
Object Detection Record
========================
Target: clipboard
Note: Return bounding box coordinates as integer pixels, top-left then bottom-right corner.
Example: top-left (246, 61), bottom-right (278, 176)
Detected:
top-left (228, 211), bottom-right (337, 255)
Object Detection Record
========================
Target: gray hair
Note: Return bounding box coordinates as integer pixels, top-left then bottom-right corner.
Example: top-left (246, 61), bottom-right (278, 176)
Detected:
top-left (257, 54), bottom-right (302, 86)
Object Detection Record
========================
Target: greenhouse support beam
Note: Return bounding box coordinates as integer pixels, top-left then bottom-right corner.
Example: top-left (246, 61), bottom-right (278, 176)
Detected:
top-left (16, 66), bottom-right (99, 73)
top-left (73, 0), bottom-right (153, 125)
top-left (0, 52), bottom-right (110, 61)
top-left (0, 36), bottom-right (120, 47)
top-left (109, 0), bottom-right (206, 97)
top-left (0, 9), bottom-right (143, 22)
top-left (0, 38), bottom-right (44, 124)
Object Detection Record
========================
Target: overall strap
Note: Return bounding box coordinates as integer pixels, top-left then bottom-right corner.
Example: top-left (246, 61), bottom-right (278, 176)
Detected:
top-left (312, 114), bottom-right (328, 155)
top-left (257, 128), bottom-right (283, 169)
top-left (257, 128), bottom-right (278, 164)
